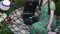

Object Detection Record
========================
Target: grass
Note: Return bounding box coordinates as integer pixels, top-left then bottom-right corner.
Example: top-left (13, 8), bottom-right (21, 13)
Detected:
top-left (0, 21), bottom-right (13, 34)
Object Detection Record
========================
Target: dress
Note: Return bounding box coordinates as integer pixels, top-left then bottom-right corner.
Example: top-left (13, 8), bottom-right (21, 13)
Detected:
top-left (30, 1), bottom-right (56, 34)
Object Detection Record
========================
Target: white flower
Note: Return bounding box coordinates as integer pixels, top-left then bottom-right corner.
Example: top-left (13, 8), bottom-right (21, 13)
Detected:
top-left (2, 13), bottom-right (7, 19)
top-left (0, 13), bottom-right (7, 22)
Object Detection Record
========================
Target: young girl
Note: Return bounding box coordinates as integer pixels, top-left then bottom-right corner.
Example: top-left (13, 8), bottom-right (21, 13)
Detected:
top-left (30, 0), bottom-right (56, 34)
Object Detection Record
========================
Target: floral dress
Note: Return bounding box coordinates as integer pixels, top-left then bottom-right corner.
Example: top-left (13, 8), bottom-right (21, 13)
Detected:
top-left (30, 1), bottom-right (56, 34)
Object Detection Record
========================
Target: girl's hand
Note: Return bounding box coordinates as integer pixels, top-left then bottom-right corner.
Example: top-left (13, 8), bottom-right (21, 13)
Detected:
top-left (47, 26), bottom-right (51, 31)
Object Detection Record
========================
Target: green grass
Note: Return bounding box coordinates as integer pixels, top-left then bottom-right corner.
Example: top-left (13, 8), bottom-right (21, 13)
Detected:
top-left (54, 0), bottom-right (60, 16)
top-left (0, 21), bottom-right (13, 34)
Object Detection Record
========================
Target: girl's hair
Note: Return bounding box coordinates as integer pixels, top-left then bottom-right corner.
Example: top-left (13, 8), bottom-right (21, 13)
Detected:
top-left (39, 0), bottom-right (43, 10)
top-left (48, 0), bottom-right (50, 14)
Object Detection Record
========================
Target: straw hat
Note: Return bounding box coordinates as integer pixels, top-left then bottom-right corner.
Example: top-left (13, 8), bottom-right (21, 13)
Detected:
top-left (0, 0), bottom-right (10, 10)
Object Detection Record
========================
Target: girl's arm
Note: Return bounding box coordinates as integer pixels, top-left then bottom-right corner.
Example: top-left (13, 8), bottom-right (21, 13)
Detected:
top-left (47, 10), bottom-right (54, 31)
top-left (48, 10), bottom-right (54, 27)
top-left (47, 0), bottom-right (56, 31)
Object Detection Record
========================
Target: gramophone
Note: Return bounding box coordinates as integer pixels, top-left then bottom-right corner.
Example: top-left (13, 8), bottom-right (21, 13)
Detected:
top-left (23, 0), bottom-right (39, 25)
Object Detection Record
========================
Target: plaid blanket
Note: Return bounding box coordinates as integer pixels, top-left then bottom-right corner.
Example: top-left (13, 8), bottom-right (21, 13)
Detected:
top-left (8, 7), bottom-right (30, 34)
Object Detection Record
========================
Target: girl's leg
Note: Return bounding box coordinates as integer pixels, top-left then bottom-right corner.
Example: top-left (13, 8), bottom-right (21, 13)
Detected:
top-left (30, 22), bottom-right (48, 34)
